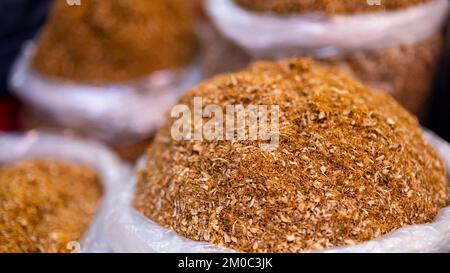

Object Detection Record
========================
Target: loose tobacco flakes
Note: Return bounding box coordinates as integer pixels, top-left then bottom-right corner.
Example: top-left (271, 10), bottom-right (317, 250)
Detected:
top-left (0, 160), bottom-right (102, 253)
top-left (33, 0), bottom-right (198, 83)
top-left (235, 0), bottom-right (434, 14)
top-left (134, 58), bottom-right (448, 253)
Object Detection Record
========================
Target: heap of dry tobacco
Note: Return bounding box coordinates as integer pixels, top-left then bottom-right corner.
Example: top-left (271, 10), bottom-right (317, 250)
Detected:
top-left (135, 58), bottom-right (448, 252)
top-left (0, 160), bottom-right (102, 253)
top-left (235, 0), bottom-right (434, 14)
top-left (33, 0), bottom-right (197, 83)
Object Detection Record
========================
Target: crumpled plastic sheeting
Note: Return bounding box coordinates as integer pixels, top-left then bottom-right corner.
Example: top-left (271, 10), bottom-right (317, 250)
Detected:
top-left (0, 132), bottom-right (131, 253)
top-left (205, 0), bottom-right (449, 59)
top-left (104, 130), bottom-right (450, 253)
top-left (9, 43), bottom-right (202, 143)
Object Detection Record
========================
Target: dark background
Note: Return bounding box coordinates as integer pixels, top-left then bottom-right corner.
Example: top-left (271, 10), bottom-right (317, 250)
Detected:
top-left (0, 0), bottom-right (51, 93)
top-left (0, 0), bottom-right (449, 141)
top-left (0, 0), bottom-right (51, 130)
top-left (429, 27), bottom-right (450, 142)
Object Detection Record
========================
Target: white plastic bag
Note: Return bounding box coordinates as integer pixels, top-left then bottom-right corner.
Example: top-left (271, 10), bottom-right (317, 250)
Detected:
top-left (0, 132), bottom-right (131, 253)
top-left (205, 0), bottom-right (449, 59)
top-left (9, 43), bottom-right (202, 143)
top-left (104, 130), bottom-right (450, 253)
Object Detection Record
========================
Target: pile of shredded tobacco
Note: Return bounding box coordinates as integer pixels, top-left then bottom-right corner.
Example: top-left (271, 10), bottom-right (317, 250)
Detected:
top-left (32, 0), bottom-right (197, 83)
top-left (235, 0), bottom-right (434, 15)
top-left (0, 160), bottom-right (102, 253)
top-left (135, 58), bottom-right (449, 253)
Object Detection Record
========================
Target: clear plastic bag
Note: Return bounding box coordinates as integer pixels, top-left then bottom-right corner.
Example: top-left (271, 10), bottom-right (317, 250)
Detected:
top-left (205, 0), bottom-right (449, 59)
top-left (104, 130), bottom-right (450, 253)
top-left (0, 132), bottom-right (131, 253)
top-left (9, 43), bottom-right (202, 144)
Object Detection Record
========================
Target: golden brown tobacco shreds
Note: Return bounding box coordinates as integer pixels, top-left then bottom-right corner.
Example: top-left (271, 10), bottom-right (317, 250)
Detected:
top-left (235, 0), bottom-right (434, 15)
top-left (0, 160), bottom-right (102, 253)
top-left (135, 59), bottom-right (449, 253)
top-left (33, 0), bottom-right (197, 83)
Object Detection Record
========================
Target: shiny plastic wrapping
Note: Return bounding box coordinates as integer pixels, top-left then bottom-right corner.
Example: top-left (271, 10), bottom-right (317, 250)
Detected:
top-left (0, 132), bottom-right (131, 253)
top-left (104, 130), bottom-right (450, 253)
top-left (9, 43), bottom-right (202, 144)
top-left (205, 0), bottom-right (449, 59)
